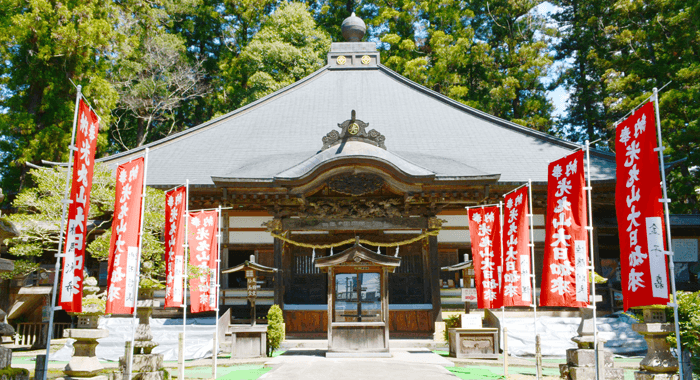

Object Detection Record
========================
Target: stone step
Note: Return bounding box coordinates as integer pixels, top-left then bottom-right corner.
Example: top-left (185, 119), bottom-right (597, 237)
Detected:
top-left (280, 339), bottom-right (447, 350)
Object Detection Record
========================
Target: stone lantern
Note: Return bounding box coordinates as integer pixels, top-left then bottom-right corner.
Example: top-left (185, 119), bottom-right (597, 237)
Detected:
top-left (59, 277), bottom-right (109, 380)
top-left (632, 308), bottom-right (679, 380)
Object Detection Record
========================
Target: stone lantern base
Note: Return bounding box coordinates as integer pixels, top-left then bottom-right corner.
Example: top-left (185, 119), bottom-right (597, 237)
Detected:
top-left (57, 328), bottom-right (109, 380)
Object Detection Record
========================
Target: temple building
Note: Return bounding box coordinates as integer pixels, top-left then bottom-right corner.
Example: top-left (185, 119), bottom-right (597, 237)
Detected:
top-left (95, 14), bottom-right (699, 339)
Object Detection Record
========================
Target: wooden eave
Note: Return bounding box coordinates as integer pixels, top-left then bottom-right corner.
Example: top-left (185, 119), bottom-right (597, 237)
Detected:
top-left (314, 244), bottom-right (401, 270)
top-left (222, 260), bottom-right (278, 274)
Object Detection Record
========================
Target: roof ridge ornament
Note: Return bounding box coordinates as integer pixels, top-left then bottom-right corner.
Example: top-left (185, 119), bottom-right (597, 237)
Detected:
top-left (321, 110), bottom-right (386, 151)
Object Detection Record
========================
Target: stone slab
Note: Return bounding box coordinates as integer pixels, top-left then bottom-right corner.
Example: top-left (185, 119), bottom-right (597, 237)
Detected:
top-left (57, 376), bottom-right (108, 380)
top-left (568, 366), bottom-right (624, 380)
top-left (566, 348), bottom-right (614, 367)
top-left (130, 371), bottom-right (164, 380)
top-left (326, 352), bottom-right (392, 358)
top-left (64, 329), bottom-right (109, 340)
top-left (0, 346), bottom-right (11, 368)
top-left (64, 356), bottom-right (104, 377)
top-left (635, 372), bottom-right (680, 380)
top-left (119, 354), bottom-right (163, 373)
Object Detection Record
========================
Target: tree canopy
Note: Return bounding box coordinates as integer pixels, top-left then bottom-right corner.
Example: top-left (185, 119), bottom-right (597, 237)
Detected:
top-left (0, 0), bottom-right (698, 212)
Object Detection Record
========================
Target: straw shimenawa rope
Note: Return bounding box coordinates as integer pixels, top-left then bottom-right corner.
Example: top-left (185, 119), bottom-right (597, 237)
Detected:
top-left (269, 230), bottom-right (440, 250)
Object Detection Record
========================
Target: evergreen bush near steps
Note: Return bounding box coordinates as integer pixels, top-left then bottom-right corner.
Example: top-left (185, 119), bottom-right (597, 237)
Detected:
top-left (266, 305), bottom-right (284, 357)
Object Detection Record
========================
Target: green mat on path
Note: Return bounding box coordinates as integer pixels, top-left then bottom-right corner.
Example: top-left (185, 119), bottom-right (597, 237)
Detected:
top-left (184, 365), bottom-right (271, 380)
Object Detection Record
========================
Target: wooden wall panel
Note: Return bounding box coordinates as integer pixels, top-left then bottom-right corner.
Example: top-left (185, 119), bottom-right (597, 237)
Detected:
top-left (284, 310), bottom-right (327, 334)
top-left (389, 310), bottom-right (433, 334)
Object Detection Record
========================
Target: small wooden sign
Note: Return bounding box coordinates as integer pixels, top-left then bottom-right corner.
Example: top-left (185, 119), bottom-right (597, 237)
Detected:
top-left (245, 270), bottom-right (255, 278)
top-left (247, 275), bottom-right (257, 300)
top-left (461, 288), bottom-right (477, 303)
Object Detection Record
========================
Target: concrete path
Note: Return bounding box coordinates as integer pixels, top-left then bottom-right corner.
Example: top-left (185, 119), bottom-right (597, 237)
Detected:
top-left (261, 348), bottom-right (457, 380)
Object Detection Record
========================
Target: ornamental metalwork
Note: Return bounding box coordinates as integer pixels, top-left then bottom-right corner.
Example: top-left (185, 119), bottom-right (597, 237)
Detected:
top-left (321, 110), bottom-right (386, 150)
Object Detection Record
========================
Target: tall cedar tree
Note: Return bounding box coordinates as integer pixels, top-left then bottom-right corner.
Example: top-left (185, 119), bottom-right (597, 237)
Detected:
top-left (603, 0), bottom-right (699, 213)
top-left (0, 0), bottom-right (121, 194)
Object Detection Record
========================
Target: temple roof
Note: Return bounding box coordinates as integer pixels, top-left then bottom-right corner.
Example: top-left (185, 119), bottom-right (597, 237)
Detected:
top-left (99, 43), bottom-right (617, 187)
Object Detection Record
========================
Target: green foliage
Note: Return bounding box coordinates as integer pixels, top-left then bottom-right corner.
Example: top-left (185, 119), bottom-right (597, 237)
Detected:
top-left (2, 162), bottom-right (165, 283)
top-left (443, 314), bottom-right (462, 342)
top-left (87, 182), bottom-right (165, 282)
top-left (3, 164), bottom-right (116, 279)
top-left (266, 304), bottom-right (285, 357)
top-left (0, 0), bottom-right (121, 193)
top-left (221, 2), bottom-right (331, 107)
top-left (666, 291), bottom-right (700, 373)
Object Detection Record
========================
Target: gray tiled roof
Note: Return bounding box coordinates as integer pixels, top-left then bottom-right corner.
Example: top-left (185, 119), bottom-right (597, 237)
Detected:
top-left (99, 62), bottom-right (616, 187)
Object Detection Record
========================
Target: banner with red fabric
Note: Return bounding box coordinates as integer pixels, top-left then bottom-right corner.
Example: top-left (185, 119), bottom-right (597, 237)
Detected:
top-left (164, 186), bottom-right (186, 308)
top-left (187, 210), bottom-right (219, 313)
top-left (105, 158), bottom-right (145, 315)
top-left (615, 101), bottom-right (669, 310)
top-left (59, 99), bottom-right (99, 312)
top-left (468, 206), bottom-right (503, 309)
top-left (540, 150), bottom-right (589, 307)
top-left (502, 187), bottom-right (532, 307)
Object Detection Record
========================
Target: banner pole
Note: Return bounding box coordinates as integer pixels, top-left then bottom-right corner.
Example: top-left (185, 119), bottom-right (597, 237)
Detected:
top-left (42, 85), bottom-right (82, 380)
top-left (213, 205), bottom-right (222, 379)
top-left (128, 148), bottom-right (150, 380)
top-left (653, 88), bottom-right (684, 380)
top-left (527, 180), bottom-right (540, 380)
top-left (181, 179), bottom-right (190, 380)
top-left (498, 201), bottom-right (507, 378)
top-left (585, 140), bottom-right (600, 380)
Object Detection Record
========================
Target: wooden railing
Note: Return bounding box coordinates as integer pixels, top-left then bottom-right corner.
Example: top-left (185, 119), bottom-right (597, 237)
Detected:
top-left (13, 322), bottom-right (71, 346)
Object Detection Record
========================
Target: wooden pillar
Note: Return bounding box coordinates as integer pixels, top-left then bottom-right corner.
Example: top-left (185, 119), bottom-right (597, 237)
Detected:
top-left (327, 267), bottom-right (334, 349)
top-left (273, 237), bottom-right (283, 307)
top-left (221, 211), bottom-right (229, 289)
top-left (428, 235), bottom-right (441, 320)
top-left (422, 240), bottom-right (431, 304)
top-left (382, 268), bottom-right (389, 349)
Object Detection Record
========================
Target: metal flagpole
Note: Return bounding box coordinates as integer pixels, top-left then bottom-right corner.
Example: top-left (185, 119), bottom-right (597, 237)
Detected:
top-left (653, 88), bottom-right (685, 380)
top-left (527, 180), bottom-right (540, 380)
top-left (585, 140), bottom-right (600, 380)
top-left (42, 85), bottom-right (82, 380)
top-left (128, 147), bottom-right (150, 380)
top-left (213, 205), bottom-right (222, 379)
top-left (498, 201), bottom-right (507, 378)
top-left (181, 179), bottom-right (190, 380)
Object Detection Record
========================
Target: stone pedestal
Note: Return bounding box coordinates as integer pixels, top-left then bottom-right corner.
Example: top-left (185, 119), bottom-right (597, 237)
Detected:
top-left (560, 308), bottom-right (624, 380)
top-left (448, 328), bottom-right (499, 359)
top-left (58, 328), bottom-right (109, 380)
top-left (120, 289), bottom-right (165, 380)
top-left (632, 322), bottom-right (679, 380)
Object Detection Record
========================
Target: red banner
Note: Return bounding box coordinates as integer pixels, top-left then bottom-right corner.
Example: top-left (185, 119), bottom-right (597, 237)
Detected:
top-left (164, 187), bottom-right (186, 308)
top-left (502, 187), bottom-right (532, 307)
top-left (187, 210), bottom-right (219, 313)
top-left (468, 206), bottom-right (503, 309)
top-left (540, 150), bottom-right (589, 307)
top-left (615, 101), bottom-right (669, 310)
top-left (106, 158), bottom-right (145, 315)
top-left (59, 99), bottom-right (99, 312)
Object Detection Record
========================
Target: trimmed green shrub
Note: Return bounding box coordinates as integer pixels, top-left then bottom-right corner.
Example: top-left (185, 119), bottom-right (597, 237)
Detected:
top-left (443, 314), bottom-right (461, 342)
top-left (266, 304), bottom-right (284, 357)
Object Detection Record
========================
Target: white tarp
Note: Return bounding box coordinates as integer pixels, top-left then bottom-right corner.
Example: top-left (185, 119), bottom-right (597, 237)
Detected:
top-left (51, 317), bottom-right (217, 362)
top-left (502, 312), bottom-right (647, 357)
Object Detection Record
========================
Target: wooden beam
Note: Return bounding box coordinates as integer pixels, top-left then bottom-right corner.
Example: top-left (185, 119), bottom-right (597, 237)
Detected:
top-left (282, 217), bottom-right (428, 231)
